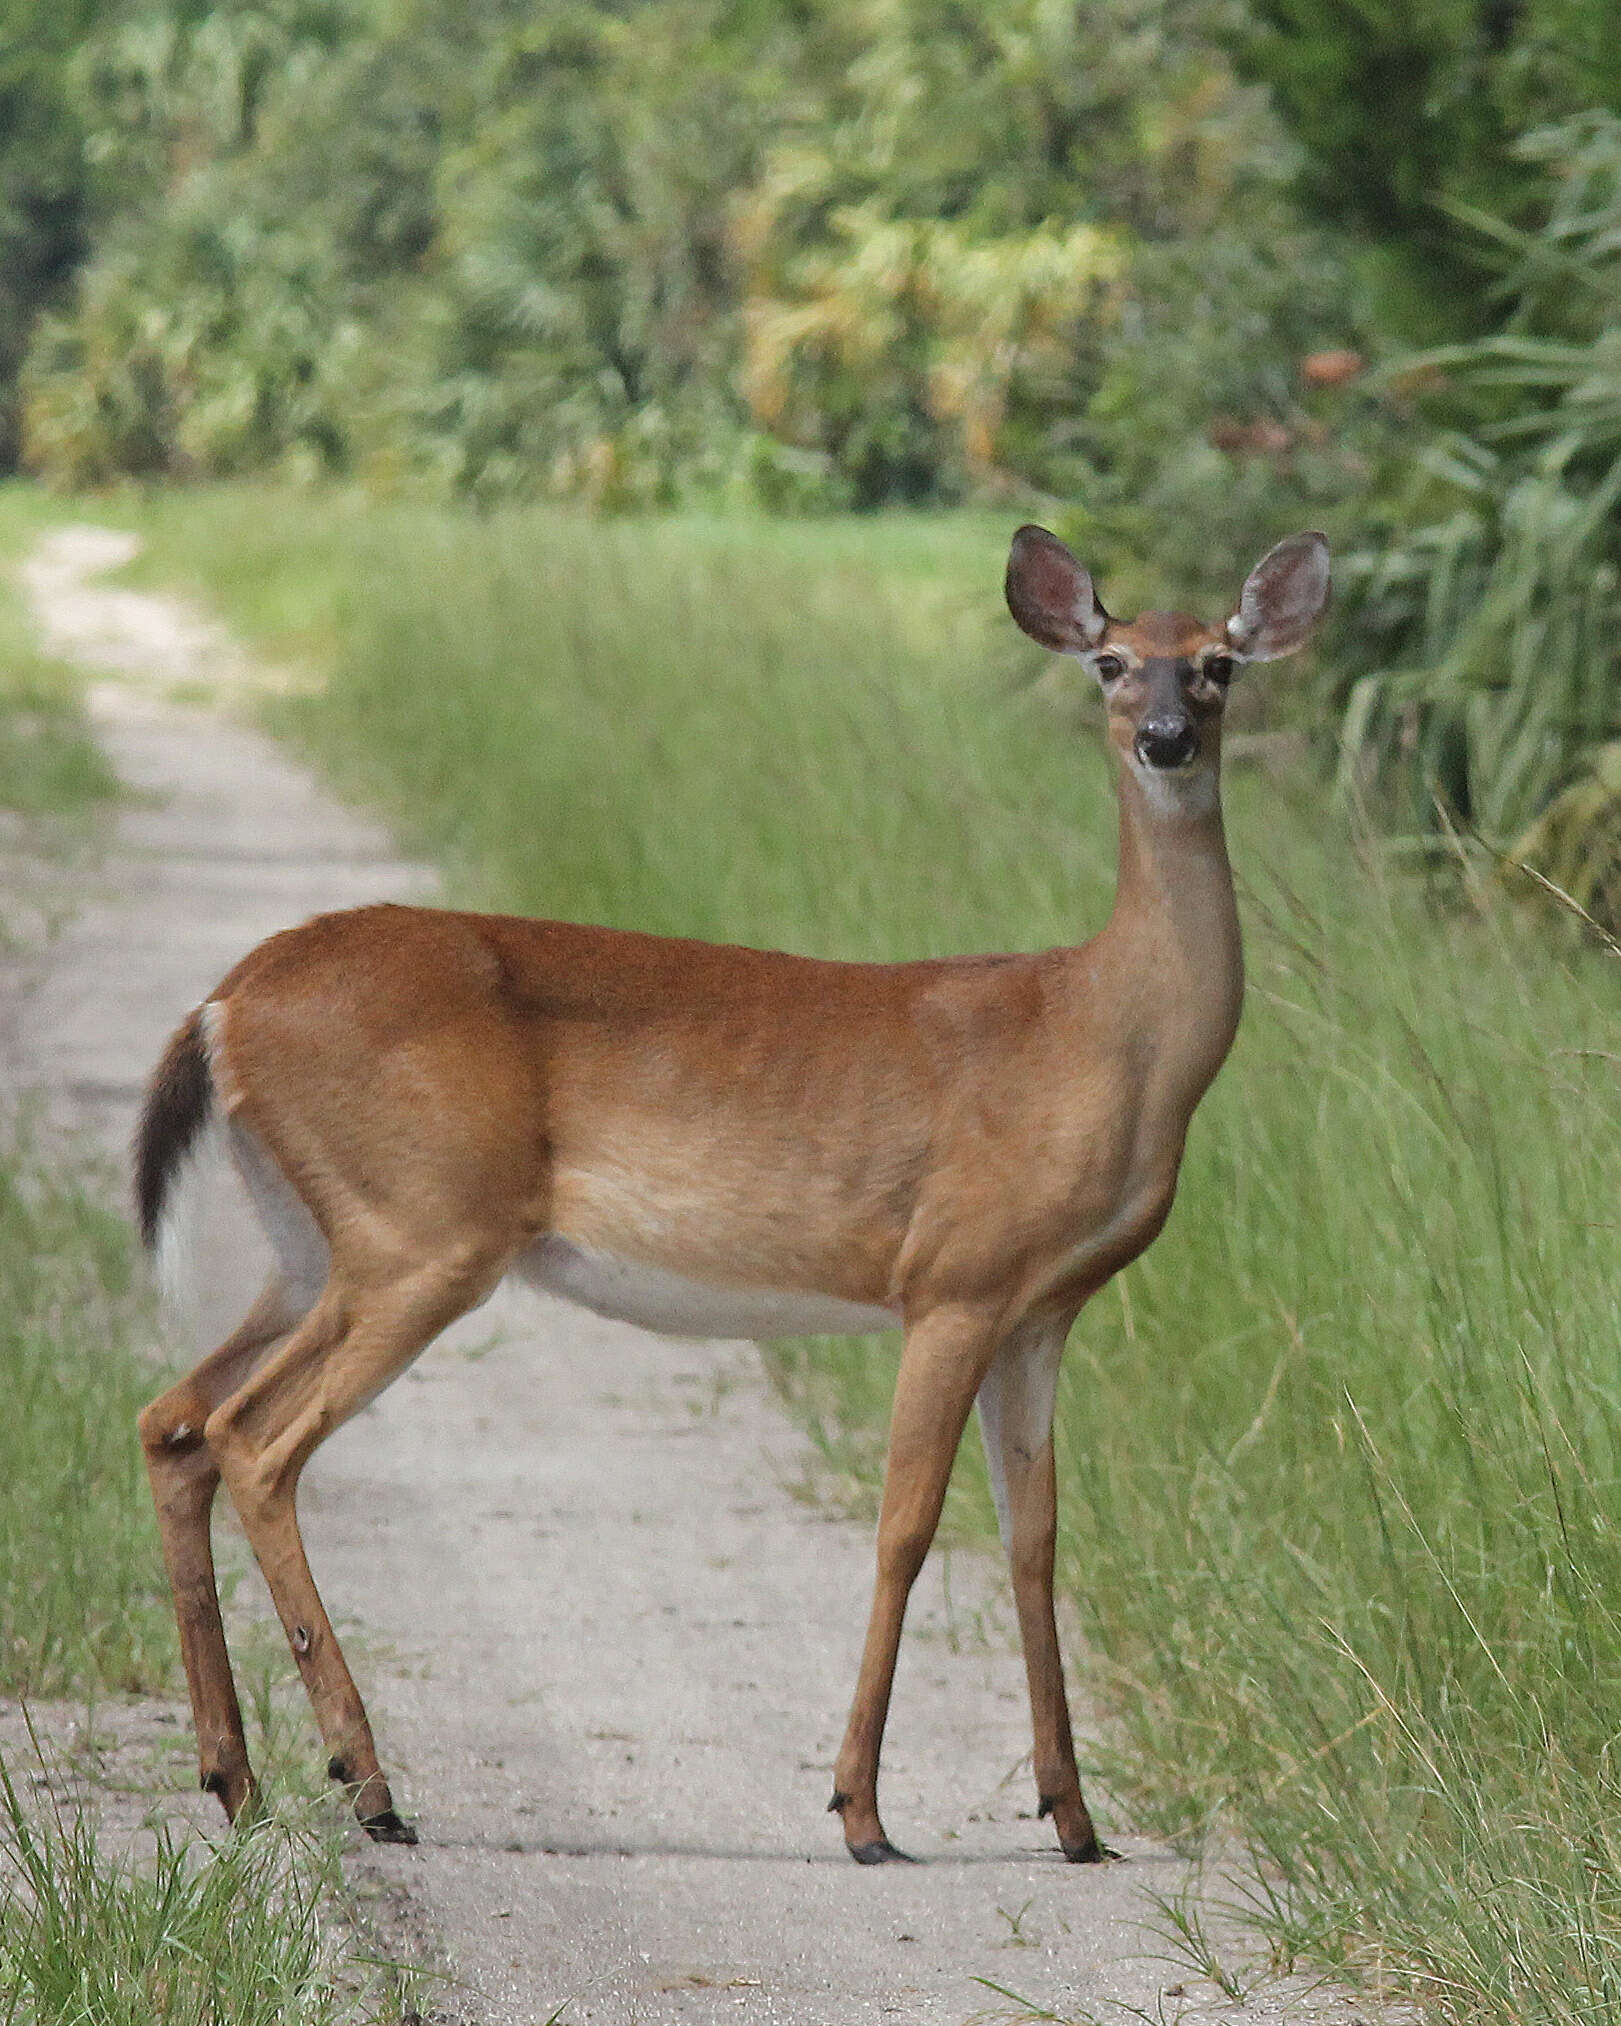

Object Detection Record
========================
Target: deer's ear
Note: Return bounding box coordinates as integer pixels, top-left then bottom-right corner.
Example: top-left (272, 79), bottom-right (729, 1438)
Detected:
top-left (1226, 533), bottom-right (1331, 660)
top-left (1005, 526), bottom-right (1110, 653)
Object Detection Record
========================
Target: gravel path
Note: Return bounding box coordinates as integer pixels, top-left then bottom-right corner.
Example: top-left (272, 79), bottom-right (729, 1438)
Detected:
top-left (8, 525), bottom-right (1363, 2026)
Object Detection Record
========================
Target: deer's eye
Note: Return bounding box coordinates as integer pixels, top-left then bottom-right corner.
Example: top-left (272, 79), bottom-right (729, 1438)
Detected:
top-left (1202, 653), bottom-right (1236, 685)
top-left (1094, 653), bottom-right (1127, 682)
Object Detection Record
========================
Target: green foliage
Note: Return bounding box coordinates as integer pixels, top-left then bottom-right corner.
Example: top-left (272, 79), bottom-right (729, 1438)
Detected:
top-left (731, 0), bottom-right (1226, 506)
top-left (0, 0), bottom-right (108, 470)
top-left (375, 0), bottom-right (786, 504)
top-left (1329, 116), bottom-right (1621, 926)
top-left (21, 201), bottom-right (348, 485)
top-left (1228, 0), bottom-right (1621, 337)
top-left (1057, 225), bottom-right (1386, 609)
top-left (21, 0), bottom-right (399, 485)
top-left (15, 0), bottom-right (1381, 545)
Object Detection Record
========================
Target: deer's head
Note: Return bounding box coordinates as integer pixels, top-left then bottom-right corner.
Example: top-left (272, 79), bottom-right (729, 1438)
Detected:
top-left (1005, 526), bottom-right (1331, 806)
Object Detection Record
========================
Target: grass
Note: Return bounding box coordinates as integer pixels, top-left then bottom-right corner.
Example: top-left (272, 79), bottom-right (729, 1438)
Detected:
top-left (75, 482), bottom-right (1621, 2025)
top-left (0, 1742), bottom-right (398, 2026)
top-left (0, 1130), bottom-right (174, 1698)
top-left (121, 487), bottom-right (1081, 947)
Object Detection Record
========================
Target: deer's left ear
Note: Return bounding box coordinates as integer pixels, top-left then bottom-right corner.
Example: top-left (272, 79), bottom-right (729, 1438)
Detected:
top-left (1226, 533), bottom-right (1331, 661)
top-left (1005, 525), bottom-right (1111, 653)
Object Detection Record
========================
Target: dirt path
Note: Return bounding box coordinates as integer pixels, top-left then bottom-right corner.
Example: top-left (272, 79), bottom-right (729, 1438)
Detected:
top-left (10, 525), bottom-right (1354, 2026)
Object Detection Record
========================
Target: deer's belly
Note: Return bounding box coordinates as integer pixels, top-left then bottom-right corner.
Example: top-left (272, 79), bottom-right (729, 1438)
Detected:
top-left (513, 1235), bottom-right (899, 1339)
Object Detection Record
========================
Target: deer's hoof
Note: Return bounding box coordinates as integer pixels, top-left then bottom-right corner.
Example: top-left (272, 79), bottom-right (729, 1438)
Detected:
top-left (848, 1837), bottom-right (917, 1865)
top-left (202, 1766), bottom-right (260, 1827)
top-left (360, 1808), bottom-right (419, 1846)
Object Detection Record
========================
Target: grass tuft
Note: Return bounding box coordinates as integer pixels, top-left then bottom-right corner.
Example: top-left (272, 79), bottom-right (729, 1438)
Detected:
top-left (0, 1125), bottom-right (175, 1699)
top-left (0, 1732), bottom-right (398, 2026)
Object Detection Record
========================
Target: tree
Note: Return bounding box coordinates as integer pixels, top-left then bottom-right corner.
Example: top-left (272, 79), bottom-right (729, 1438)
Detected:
top-left (0, 0), bottom-right (110, 469)
top-left (1228, 0), bottom-right (1621, 337)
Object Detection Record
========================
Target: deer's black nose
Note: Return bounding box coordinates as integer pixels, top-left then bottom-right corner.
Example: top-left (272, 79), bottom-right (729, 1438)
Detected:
top-left (1134, 720), bottom-right (1198, 770)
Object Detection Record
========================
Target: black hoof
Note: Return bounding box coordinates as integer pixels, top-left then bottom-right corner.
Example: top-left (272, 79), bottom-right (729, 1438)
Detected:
top-left (1062, 1835), bottom-right (1121, 1863)
top-left (849, 1838), bottom-right (917, 1865)
top-left (203, 1772), bottom-right (260, 1828)
top-left (360, 1808), bottom-right (419, 1846)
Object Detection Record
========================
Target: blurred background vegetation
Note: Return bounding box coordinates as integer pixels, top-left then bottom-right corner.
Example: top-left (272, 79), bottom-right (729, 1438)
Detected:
top-left (7, 0), bottom-right (1621, 915)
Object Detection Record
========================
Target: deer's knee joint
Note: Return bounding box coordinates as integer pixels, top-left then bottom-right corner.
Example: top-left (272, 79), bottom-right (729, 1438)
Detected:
top-left (139, 1396), bottom-right (207, 1460)
top-left (876, 1523), bottom-right (933, 1589)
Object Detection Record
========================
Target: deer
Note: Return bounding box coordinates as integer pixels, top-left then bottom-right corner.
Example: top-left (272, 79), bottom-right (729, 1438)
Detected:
top-left (133, 523), bottom-right (1329, 1863)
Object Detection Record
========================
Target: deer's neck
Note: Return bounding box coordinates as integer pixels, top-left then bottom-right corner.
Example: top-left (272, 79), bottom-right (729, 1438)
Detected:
top-left (1092, 759), bottom-right (1244, 1105)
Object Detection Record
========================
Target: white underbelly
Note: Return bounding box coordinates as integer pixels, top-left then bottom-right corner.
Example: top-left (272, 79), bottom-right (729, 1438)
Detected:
top-left (513, 1235), bottom-right (899, 1339)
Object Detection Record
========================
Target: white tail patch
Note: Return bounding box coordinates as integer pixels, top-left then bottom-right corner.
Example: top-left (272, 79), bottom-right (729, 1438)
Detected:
top-left (152, 1108), bottom-right (223, 1339)
top-left (225, 1117), bottom-right (329, 1311)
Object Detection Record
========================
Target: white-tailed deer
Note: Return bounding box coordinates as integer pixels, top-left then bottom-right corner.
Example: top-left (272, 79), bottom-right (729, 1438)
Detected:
top-left (135, 525), bottom-right (1329, 1861)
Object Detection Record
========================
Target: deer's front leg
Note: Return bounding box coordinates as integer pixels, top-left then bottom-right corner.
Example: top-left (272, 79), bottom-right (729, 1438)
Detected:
top-left (977, 1321), bottom-right (1106, 1862)
top-left (831, 1305), bottom-right (1002, 1863)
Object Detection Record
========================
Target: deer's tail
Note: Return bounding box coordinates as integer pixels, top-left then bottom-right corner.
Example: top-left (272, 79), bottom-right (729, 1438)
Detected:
top-left (134, 1007), bottom-right (214, 1254)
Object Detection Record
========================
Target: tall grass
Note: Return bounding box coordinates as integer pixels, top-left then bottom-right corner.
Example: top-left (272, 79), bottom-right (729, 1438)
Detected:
top-left (0, 1134), bottom-right (175, 1697)
top-left (122, 488), bottom-right (1621, 2025)
top-left (1056, 861), bottom-right (1621, 2017)
top-left (0, 1740), bottom-right (402, 2026)
top-left (132, 491), bottom-right (1079, 951)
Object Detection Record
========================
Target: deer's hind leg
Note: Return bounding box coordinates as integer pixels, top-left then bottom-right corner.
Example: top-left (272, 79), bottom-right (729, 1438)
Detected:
top-left (203, 1242), bottom-right (508, 1841)
top-left (139, 1275), bottom-right (309, 1822)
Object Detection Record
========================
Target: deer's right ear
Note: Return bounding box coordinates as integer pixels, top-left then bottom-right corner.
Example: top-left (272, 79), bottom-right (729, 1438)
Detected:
top-left (1226, 533), bottom-right (1331, 660)
top-left (1005, 526), bottom-right (1110, 653)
